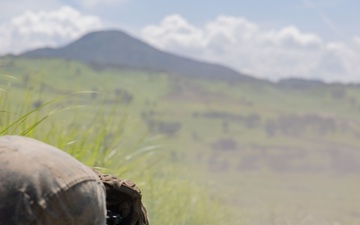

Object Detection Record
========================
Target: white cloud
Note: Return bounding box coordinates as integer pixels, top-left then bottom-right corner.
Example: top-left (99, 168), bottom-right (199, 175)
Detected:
top-left (141, 14), bottom-right (360, 83)
top-left (353, 36), bottom-right (360, 49)
top-left (0, 6), bottom-right (103, 54)
top-left (260, 26), bottom-right (323, 49)
top-left (77, 0), bottom-right (128, 9)
top-left (141, 14), bottom-right (205, 55)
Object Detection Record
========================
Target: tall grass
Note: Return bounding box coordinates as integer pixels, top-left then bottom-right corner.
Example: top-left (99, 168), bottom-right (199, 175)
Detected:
top-left (0, 75), bottom-right (243, 225)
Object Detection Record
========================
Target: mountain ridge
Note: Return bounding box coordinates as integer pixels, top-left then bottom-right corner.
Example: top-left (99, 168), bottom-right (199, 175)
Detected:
top-left (20, 29), bottom-right (258, 82)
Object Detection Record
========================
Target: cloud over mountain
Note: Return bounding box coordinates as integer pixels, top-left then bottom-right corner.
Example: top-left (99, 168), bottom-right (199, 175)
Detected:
top-left (0, 6), bottom-right (103, 54)
top-left (141, 14), bottom-right (360, 82)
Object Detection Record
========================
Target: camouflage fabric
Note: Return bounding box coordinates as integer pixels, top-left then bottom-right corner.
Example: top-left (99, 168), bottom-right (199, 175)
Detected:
top-left (0, 135), bottom-right (106, 225)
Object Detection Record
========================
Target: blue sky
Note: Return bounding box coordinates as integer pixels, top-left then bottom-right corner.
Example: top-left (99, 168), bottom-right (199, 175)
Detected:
top-left (0, 0), bottom-right (359, 82)
top-left (61, 0), bottom-right (359, 40)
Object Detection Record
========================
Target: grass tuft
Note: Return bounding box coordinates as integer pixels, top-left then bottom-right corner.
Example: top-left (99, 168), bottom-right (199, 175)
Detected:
top-left (0, 76), bottom-right (242, 225)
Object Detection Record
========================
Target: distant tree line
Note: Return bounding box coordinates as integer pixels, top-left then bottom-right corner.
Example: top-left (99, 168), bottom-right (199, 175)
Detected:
top-left (264, 114), bottom-right (337, 137)
top-left (144, 118), bottom-right (181, 136)
top-left (192, 111), bottom-right (261, 129)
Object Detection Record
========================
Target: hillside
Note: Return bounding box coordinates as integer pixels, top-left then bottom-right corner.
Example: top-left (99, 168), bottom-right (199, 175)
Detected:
top-left (20, 30), bottom-right (258, 82)
top-left (2, 57), bottom-right (360, 224)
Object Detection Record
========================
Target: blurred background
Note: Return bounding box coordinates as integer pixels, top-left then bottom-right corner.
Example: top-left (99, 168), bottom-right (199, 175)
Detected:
top-left (1, 1), bottom-right (360, 224)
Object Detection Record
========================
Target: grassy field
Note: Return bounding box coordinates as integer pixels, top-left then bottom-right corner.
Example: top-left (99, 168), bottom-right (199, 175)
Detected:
top-left (2, 57), bottom-right (360, 224)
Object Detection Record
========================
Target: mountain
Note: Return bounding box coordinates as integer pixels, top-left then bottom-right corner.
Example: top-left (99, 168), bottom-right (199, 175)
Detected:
top-left (20, 30), bottom-right (256, 82)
